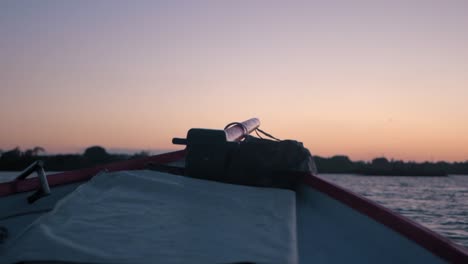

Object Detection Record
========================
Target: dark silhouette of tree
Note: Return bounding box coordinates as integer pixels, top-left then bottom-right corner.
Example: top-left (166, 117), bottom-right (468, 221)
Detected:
top-left (1, 147), bottom-right (22, 160)
top-left (23, 146), bottom-right (46, 157)
top-left (371, 157), bottom-right (391, 170)
top-left (83, 146), bottom-right (110, 162)
top-left (33, 146), bottom-right (45, 155)
top-left (132, 151), bottom-right (150, 158)
top-left (372, 157), bottom-right (389, 166)
top-left (314, 155), bottom-right (355, 173)
top-left (23, 150), bottom-right (33, 157)
top-left (0, 147), bottom-right (23, 170)
top-left (0, 145), bottom-right (466, 176)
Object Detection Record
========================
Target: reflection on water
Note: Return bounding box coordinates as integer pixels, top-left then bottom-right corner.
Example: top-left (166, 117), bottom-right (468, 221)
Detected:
top-left (319, 174), bottom-right (468, 248)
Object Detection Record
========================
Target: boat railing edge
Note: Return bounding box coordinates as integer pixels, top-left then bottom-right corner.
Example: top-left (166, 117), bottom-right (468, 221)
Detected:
top-left (302, 173), bottom-right (468, 263)
top-left (0, 150), bottom-right (187, 197)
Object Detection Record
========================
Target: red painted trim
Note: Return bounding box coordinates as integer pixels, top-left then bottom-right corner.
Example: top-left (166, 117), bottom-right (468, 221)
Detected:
top-left (303, 174), bottom-right (468, 263)
top-left (0, 150), bottom-right (186, 197)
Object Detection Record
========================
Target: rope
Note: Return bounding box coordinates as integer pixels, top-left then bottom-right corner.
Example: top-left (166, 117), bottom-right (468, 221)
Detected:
top-left (254, 129), bottom-right (264, 139)
top-left (224, 121), bottom-right (281, 141)
top-left (255, 128), bottom-right (281, 141)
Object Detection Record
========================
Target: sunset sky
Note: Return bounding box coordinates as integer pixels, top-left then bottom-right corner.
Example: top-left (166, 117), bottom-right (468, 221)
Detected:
top-left (1, 1), bottom-right (468, 162)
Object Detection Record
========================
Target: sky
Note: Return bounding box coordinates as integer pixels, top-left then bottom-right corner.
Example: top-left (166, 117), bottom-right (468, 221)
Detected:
top-left (1, 0), bottom-right (468, 162)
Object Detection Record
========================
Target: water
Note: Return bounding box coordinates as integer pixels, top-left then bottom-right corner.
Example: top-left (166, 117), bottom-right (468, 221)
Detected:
top-left (319, 173), bottom-right (468, 248)
top-left (1, 172), bottom-right (467, 248)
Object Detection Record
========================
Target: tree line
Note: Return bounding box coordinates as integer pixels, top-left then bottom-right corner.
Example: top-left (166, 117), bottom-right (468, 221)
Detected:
top-left (0, 146), bottom-right (150, 171)
top-left (314, 155), bottom-right (468, 176)
top-left (1, 147), bottom-right (467, 176)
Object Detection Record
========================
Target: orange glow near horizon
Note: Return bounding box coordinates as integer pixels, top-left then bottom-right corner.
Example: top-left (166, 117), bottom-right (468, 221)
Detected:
top-left (1, 1), bottom-right (468, 162)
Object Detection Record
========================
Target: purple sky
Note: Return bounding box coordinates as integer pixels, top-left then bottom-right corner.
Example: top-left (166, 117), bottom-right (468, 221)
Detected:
top-left (1, 1), bottom-right (468, 161)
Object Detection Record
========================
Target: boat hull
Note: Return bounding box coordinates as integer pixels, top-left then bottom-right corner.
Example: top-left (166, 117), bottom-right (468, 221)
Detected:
top-left (297, 183), bottom-right (446, 263)
top-left (0, 151), bottom-right (467, 263)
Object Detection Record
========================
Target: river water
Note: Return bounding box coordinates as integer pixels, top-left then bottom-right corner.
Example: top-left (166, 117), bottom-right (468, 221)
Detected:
top-left (1, 172), bottom-right (467, 248)
top-left (319, 173), bottom-right (468, 248)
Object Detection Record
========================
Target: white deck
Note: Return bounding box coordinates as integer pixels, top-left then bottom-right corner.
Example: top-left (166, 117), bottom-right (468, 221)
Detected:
top-left (2, 170), bottom-right (297, 264)
top-left (0, 170), bottom-right (452, 263)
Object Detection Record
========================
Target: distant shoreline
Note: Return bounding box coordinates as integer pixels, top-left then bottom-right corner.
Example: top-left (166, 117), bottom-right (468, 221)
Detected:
top-left (314, 155), bottom-right (467, 176)
top-left (1, 147), bottom-right (467, 176)
top-left (355, 171), bottom-right (448, 177)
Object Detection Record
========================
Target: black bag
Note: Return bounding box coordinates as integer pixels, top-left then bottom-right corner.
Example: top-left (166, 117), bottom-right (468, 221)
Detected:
top-left (225, 137), bottom-right (316, 189)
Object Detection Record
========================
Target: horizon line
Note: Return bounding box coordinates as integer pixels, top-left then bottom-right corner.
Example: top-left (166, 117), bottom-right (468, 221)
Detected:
top-left (1, 146), bottom-right (466, 164)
